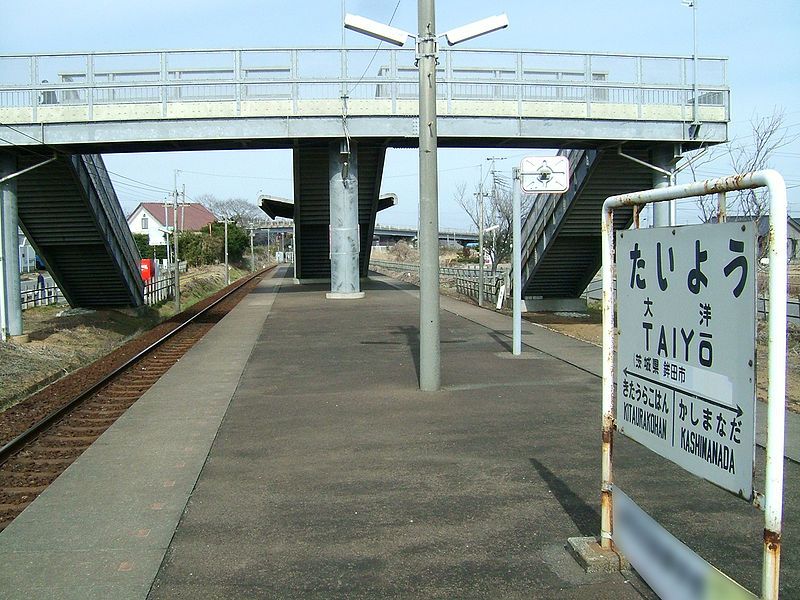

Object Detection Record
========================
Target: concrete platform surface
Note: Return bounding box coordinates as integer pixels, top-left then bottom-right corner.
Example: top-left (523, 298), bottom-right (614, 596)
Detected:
top-left (0, 269), bottom-right (797, 599)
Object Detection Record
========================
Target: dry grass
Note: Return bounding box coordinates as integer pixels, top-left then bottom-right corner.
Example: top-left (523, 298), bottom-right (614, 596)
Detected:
top-left (0, 264), bottom-right (241, 412)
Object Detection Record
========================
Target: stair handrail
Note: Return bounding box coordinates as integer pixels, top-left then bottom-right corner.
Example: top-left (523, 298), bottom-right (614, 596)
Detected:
top-left (79, 154), bottom-right (141, 265)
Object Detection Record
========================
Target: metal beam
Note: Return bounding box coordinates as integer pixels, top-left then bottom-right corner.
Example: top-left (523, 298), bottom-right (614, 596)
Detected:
top-left (0, 118), bottom-right (728, 152)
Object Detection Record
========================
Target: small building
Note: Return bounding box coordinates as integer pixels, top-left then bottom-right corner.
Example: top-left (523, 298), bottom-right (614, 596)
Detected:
top-left (127, 202), bottom-right (217, 245)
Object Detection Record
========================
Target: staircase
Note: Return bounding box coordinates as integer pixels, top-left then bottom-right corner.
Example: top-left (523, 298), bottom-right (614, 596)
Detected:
top-left (16, 153), bottom-right (143, 307)
top-left (292, 140), bottom-right (387, 280)
top-left (293, 143), bottom-right (330, 280)
top-left (357, 142), bottom-right (387, 277)
top-left (521, 147), bottom-right (654, 299)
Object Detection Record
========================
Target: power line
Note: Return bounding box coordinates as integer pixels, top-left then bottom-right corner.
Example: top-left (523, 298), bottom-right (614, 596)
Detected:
top-left (179, 169), bottom-right (291, 182)
top-left (345, 0), bottom-right (403, 97)
top-left (0, 120), bottom-right (174, 192)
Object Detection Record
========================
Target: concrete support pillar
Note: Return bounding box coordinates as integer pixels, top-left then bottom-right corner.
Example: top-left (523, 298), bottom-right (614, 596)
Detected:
top-left (650, 145), bottom-right (675, 227)
top-left (327, 140), bottom-right (364, 299)
top-left (0, 152), bottom-right (23, 339)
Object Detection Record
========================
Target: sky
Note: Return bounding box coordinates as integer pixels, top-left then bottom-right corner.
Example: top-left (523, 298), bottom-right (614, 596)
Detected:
top-left (1, 0), bottom-right (799, 229)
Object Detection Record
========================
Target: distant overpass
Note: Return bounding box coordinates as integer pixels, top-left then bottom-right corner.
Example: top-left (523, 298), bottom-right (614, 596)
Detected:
top-left (372, 225), bottom-right (478, 246)
top-left (255, 212), bottom-right (478, 247)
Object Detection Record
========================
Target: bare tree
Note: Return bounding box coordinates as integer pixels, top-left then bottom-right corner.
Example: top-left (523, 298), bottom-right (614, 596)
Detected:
top-left (728, 109), bottom-right (795, 218)
top-left (201, 196), bottom-right (265, 227)
top-left (454, 174), bottom-right (530, 275)
top-left (692, 108), bottom-right (796, 221)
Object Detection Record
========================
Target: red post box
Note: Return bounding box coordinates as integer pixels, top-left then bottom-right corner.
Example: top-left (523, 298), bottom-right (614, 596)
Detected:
top-left (140, 258), bottom-right (154, 282)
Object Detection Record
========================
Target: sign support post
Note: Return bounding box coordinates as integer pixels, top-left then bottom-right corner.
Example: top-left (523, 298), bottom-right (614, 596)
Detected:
top-left (514, 155), bottom-right (570, 355)
top-left (512, 167), bottom-right (521, 355)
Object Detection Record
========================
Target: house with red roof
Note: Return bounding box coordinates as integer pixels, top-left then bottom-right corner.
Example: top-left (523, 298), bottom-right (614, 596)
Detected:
top-left (127, 202), bottom-right (217, 246)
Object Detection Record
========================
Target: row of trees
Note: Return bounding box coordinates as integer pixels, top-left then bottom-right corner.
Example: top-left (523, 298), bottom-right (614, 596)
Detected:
top-left (134, 220), bottom-right (249, 267)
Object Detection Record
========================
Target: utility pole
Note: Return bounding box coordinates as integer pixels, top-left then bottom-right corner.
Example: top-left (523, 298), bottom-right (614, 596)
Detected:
top-left (249, 225), bottom-right (255, 272)
top-left (418, 0), bottom-right (441, 391)
top-left (475, 162), bottom-right (488, 306)
top-left (172, 171), bottom-right (180, 314)
top-left (163, 198), bottom-right (171, 266)
top-left (181, 184), bottom-right (186, 232)
top-left (223, 219), bottom-right (230, 286)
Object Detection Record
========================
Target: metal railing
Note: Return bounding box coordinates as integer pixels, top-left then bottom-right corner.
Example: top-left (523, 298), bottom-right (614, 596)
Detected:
top-left (20, 284), bottom-right (64, 310)
top-left (0, 47), bottom-right (729, 121)
top-left (370, 258), bottom-right (510, 307)
top-left (144, 274), bottom-right (174, 305)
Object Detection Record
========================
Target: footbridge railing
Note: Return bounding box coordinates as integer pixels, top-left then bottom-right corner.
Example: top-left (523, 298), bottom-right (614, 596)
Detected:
top-left (0, 47), bottom-right (728, 124)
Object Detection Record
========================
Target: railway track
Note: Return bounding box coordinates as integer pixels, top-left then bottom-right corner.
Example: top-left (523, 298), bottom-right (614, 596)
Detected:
top-left (0, 267), bottom-right (273, 531)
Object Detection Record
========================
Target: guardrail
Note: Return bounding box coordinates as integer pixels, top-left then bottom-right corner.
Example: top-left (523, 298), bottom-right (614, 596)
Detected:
top-left (0, 47), bottom-right (729, 122)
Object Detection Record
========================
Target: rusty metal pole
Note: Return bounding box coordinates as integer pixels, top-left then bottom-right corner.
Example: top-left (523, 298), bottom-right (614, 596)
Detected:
top-left (600, 197), bottom-right (616, 550)
top-left (762, 171), bottom-right (788, 600)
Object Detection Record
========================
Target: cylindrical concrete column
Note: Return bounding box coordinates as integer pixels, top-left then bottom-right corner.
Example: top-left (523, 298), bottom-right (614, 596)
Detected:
top-left (0, 152), bottom-right (23, 338)
top-left (650, 145), bottom-right (674, 227)
top-left (327, 140), bottom-right (363, 299)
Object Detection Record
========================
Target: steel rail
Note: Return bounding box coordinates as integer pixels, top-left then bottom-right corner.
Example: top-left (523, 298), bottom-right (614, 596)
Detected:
top-left (0, 266), bottom-right (274, 465)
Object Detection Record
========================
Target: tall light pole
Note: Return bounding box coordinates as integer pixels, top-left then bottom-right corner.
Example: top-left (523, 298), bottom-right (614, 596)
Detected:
top-left (345, 7), bottom-right (508, 391)
top-left (475, 163), bottom-right (490, 306)
top-left (511, 167), bottom-right (522, 355)
top-left (416, 0), bottom-right (441, 391)
top-left (682, 0), bottom-right (699, 127)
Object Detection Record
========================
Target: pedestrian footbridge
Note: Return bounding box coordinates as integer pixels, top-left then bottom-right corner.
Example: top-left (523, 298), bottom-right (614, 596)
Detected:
top-left (0, 47), bottom-right (729, 304)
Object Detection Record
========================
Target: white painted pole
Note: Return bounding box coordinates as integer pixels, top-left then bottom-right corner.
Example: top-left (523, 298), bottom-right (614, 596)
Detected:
top-left (763, 170), bottom-right (788, 600)
top-left (224, 219), bottom-right (229, 286)
top-left (478, 163), bottom-right (485, 307)
top-left (512, 167), bottom-right (521, 356)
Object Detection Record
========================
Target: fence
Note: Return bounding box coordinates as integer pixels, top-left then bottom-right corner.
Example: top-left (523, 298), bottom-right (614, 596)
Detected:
top-left (144, 274), bottom-right (174, 306)
top-left (453, 272), bottom-right (510, 309)
top-left (583, 277), bottom-right (799, 326)
top-left (370, 259), bottom-right (510, 308)
top-left (20, 284), bottom-right (64, 310)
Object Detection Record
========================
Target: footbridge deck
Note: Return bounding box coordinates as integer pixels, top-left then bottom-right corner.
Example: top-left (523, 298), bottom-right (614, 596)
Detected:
top-left (0, 47), bottom-right (728, 151)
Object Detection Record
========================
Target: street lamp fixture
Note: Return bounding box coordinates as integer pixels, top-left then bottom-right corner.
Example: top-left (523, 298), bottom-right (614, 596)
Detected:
top-left (443, 14), bottom-right (508, 46)
top-left (345, 12), bottom-right (509, 48)
top-left (344, 14), bottom-right (411, 46)
top-left (346, 5), bottom-right (509, 391)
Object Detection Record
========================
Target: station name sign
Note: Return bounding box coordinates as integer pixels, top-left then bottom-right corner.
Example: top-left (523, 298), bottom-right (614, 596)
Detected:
top-left (616, 222), bottom-right (756, 499)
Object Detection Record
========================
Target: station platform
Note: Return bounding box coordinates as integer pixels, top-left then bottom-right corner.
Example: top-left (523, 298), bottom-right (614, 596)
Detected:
top-left (0, 267), bottom-right (797, 599)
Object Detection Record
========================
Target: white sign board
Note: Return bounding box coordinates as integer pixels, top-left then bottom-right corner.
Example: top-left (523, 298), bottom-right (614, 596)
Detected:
top-left (520, 155), bottom-right (569, 193)
top-left (613, 486), bottom-right (757, 600)
top-left (616, 222), bottom-right (756, 499)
